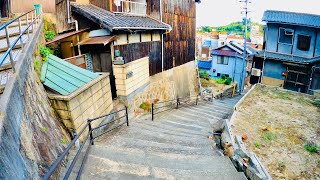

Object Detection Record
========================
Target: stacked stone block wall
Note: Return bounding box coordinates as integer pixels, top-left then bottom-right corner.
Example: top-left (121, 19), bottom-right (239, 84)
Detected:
top-left (113, 57), bottom-right (150, 96)
top-left (49, 74), bottom-right (113, 139)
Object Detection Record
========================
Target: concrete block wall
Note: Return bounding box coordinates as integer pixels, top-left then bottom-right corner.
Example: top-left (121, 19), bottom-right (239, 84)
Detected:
top-left (126, 60), bottom-right (199, 113)
top-left (113, 57), bottom-right (150, 96)
top-left (49, 73), bottom-right (113, 139)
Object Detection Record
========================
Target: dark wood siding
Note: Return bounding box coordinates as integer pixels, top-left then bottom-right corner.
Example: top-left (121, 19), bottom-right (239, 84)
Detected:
top-left (56, 0), bottom-right (75, 33)
top-left (90, 0), bottom-right (109, 10)
top-left (116, 41), bottom-right (162, 76)
top-left (162, 0), bottom-right (196, 70)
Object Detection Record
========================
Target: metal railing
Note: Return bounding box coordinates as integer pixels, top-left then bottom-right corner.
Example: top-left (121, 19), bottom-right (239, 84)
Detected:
top-left (151, 96), bottom-right (199, 121)
top-left (0, 7), bottom-right (42, 72)
top-left (114, 0), bottom-right (147, 16)
top-left (42, 107), bottom-right (129, 180)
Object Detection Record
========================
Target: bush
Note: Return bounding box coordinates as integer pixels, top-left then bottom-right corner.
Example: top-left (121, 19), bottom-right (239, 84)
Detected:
top-left (45, 31), bottom-right (56, 42)
top-left (221, 74), bottom-right (227, 80)
top-left (199, 71), bottom-right (210, 80)
top-left (140, 102), bottom-right (152, 112)
top-left (215, 78), bottom-right (225, 84)
top-left (254, 141), bottom-right (261, 148)
top-left (304, 142), bottom-right (319, 153)
top-left (39, 44), bottom-right (53, 60)
top-left (312, 99), bottom-right (320, 108)
top-left (224, 77), bottom-right (232, 85)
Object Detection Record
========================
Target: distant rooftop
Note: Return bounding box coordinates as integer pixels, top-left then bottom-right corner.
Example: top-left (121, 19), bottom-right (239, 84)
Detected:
top-left (263, 10), bottom-right (320, 28)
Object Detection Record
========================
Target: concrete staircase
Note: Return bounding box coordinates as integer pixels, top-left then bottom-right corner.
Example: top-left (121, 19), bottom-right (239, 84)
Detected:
top-left (80, 96), bottom-right (246, 180)
top-left (0, 17), bottom-right (34, 96)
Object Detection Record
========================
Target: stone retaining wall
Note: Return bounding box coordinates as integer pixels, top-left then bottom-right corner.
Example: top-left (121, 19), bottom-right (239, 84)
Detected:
top-left (49, 73), bottom-right (113, 140)
top-left (0, 20), bottom-right (69, 179)
top-left (126, 60), bottom-right (199, 113)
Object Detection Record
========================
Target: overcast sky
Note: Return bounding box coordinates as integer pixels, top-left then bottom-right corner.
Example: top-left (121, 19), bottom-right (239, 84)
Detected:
top-left (196, 0), bottom-right (320, 27)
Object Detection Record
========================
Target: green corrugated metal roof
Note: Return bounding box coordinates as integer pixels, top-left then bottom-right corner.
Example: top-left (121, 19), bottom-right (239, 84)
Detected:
top-left (41, 54), bottom-right (99, 95)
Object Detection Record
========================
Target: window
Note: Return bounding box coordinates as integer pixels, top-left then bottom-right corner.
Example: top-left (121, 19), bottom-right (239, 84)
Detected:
top-left (279, 28), bottom-right (294, 44)
top-left (217, 56), bottom-right (229, 65)
top-left (217, 73), bottom-right (221, 77)
top-left (297, 34), bottom-right (311, 51)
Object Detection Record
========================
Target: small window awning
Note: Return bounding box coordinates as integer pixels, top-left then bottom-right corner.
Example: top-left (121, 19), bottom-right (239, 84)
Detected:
top-left (46, 28), bottom-right (90, 45)
top-left (76, 36), bottom-right (118, 46)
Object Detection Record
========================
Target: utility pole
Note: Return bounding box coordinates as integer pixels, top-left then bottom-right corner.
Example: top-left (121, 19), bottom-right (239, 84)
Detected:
top-left (239, 0), bottom-right (250, 93)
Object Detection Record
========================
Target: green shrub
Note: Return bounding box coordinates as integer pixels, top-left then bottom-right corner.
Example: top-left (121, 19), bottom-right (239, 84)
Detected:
top-left (221, 74), bottom-right (227, 80)
top-left (304, 143), bottom-right (319, 153)
top-left (261, 132), bottom-right (277, 142)
top-left (224, 77), bottom-right (232, 85)
top-left (199, 71), bottom-right (210, 80)
top-left (254, 141), bottom-right (261, 148)
top-left (39, 44), bottom-right (53, 60)
top-left (45, 31), bottom-right (56, 42)
top-left (215, 78), bottom-right (225, 84)
top-left (140, 102), bottom-right (152, 112)
top-left (312, 99), bottom-right (320, 108)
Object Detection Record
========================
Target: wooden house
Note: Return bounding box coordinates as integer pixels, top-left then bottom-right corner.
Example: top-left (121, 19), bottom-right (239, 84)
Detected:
top-left (54, 0), bottom-right (198, 99)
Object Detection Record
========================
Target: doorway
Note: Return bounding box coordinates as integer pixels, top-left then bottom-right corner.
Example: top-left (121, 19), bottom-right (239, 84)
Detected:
top-left (0, 0), bottom-right (9, 18)
top-left (81, 44), bottom-right (117, 99)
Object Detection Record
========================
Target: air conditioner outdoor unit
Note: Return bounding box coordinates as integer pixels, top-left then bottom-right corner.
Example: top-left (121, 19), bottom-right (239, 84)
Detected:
top-left (251, 68), bottom-right (261, 77)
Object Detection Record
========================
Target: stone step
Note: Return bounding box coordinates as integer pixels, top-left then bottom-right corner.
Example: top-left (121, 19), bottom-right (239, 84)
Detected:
top-left (95, 136), bottom-right (216, 156)
top-left (124, 120), bottom-right (208, 138)
top-left (164, 113), bottom-right (212, 128)
top-left (82, 169), bottom-right (247, 180)
top-left (86, 146), bottom-right (236, 172)
top-left (133, 119), bottom-right (209, 137)
top-left (107, 125), bottom-right (213, 148)
top-left (176, 106), bottom-right (230, 120)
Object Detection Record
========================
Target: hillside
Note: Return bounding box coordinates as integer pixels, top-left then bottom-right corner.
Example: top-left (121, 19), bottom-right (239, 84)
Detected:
top-left (199, 21), bottom-right (264, 36)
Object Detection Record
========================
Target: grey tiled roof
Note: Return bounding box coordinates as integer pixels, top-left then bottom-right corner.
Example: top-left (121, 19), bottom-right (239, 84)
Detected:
top-left (263, 10), bottom-right (320, 28)
top-left (255, 51), bottom-right (320, 64)
top-left (71, 3), bottom-right (171, 31)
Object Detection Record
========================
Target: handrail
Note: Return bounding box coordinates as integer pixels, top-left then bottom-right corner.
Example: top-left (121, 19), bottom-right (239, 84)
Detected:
top-left (43, 107), bottom-right (129, 180)
top-left (151, 96), bottom-right (199, 121)
top-left (0, 8), bottom-right (41, 72)
top-left (0, 9), bottom-right (35, 30)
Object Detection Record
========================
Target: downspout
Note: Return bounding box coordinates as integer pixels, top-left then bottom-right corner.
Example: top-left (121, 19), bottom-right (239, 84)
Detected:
top-left (67, 0), bottom-right (81, 55)
top-left (160, 0), bottom-right (164, 72)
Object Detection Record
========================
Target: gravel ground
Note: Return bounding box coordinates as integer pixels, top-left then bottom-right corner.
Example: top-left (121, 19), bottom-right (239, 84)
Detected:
top-left (232, 85), bottom-right (320, 180)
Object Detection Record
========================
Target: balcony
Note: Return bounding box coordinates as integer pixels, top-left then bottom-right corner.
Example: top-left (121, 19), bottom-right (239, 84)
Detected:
top-left (113, 0), bottom-right (147, 16)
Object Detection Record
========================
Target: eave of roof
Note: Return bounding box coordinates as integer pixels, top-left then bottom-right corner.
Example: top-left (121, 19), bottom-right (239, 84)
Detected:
top-left (71, 3), bottom-right (171, 31)
top-left (46, 28), bottom-right (90, 45)
top-left (263, 10), bottom-right (320, 28)
top-left (76, 36), bottom-right (118, 46)
top-left (255, 51), bottom-right (320, 64)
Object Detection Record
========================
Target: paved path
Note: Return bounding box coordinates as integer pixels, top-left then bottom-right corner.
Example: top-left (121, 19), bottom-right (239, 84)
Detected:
top-left (79, 96), bottom-right (246, 180)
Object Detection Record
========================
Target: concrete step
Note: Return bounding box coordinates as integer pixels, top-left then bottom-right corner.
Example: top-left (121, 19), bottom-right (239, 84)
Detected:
top-left (78, 96), bottom-right (248, 180)
top-left (82, 169), bottom-right (247, 180)
top-left (107, 125), bottom-right (213, 148)
top-left (0, 34), bottom-right (28, 52)
top-left (96, 136), bottom-right (216, 156)
top-left (89, 145), bottom-right (235, 172)
top-left (0, 25), bottom-right (34, 39)
top-left (82, 148), bottom-right (245, 180)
